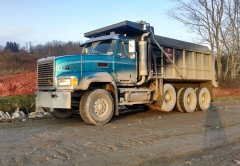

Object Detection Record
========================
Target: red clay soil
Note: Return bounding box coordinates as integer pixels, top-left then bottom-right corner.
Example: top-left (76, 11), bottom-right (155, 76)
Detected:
top-left (0, 72), bottom-right (240, 98)
top-left (0, 72), bottom-right (36, 96)
top-left (213, 87), bottom-right (240, 98)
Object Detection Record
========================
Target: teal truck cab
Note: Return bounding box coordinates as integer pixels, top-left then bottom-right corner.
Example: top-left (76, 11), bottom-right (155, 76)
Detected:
top-left (36, 20), bottom-right (217, 125)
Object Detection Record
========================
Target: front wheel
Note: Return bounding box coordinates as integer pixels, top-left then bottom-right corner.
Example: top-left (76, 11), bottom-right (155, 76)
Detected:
top-left (51, 109), bottom-right (73, 119)
top-left (80, 89), bottom-right (114, 125)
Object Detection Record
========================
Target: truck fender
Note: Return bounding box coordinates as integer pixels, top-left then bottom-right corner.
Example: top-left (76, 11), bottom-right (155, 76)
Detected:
top-left (75, 72), bottom-right (114, 90)
top-left (106, 81), bottom-right (119, 116)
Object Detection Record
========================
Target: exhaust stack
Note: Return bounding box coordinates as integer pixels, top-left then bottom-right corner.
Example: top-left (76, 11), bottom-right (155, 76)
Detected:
top-left (136, 32), bottom-right (150, 85)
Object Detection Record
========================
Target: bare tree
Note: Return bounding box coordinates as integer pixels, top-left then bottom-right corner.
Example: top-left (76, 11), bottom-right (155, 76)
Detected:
top-left (168, 0), bottom-right (225, 79)
top-left (63, 41), bottom-right (82, 55)
top-left (27, 40), bottom-right (82, 56)
top-left (221, 0), bottom-right (240, 81)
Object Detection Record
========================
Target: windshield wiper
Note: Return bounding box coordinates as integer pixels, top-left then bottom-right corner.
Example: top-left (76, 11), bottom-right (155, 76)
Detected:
top-left (92, 51), bottom-right (100, 54)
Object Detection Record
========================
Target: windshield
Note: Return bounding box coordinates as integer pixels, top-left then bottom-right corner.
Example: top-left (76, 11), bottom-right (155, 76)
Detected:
top-left (82, 40), bottom-right (116, 55)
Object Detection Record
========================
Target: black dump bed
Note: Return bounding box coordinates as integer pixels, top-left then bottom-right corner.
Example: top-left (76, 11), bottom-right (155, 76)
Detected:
top-left (84, 20), bottom-right (211, 54)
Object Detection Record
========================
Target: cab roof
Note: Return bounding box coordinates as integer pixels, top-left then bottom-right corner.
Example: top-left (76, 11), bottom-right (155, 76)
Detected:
top-left (84, 20), bottom-right (152, 38)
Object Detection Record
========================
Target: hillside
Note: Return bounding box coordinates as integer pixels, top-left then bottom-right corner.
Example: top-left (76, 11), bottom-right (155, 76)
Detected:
top-left (0, 52), bottom-right (42, 96)
top-left (0, 52), bottom-right (44, 76)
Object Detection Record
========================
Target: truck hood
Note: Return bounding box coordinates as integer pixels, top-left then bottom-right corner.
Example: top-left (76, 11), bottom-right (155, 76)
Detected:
top-left (55, 53), bottom-right (114, 82)
top-left (55, 54), bottom-right (81, 74)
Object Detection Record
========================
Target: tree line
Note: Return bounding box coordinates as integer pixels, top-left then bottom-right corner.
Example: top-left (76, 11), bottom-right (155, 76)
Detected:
top-left (4, 42), bottom-right (20, 52)
top-left (0, 40), bottom-right (82, 56)
top-left (169, 0), bottom-right (240, 84)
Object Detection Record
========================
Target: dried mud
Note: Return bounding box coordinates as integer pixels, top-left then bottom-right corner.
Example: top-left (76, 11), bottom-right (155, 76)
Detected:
top-left (0, 99), bottom-right (240, 166)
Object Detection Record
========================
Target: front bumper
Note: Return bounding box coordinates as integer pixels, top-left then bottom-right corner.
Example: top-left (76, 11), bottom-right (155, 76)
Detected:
top-left (36, 91), bottom-right (71, 109)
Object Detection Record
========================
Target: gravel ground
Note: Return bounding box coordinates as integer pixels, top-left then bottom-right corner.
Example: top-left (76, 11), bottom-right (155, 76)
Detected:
top-left (0, 99), bottom-right (239, 166)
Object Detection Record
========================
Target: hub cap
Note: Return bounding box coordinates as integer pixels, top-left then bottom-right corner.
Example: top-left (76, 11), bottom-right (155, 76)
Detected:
top-left (187, 96), bottom-right (191, 103)
top-left (93, 98), bottom-right (108, 117)
top-left (165, 92), bottom-right (171, 102)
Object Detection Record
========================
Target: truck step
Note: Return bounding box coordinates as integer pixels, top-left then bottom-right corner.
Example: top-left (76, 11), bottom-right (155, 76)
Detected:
top-left (118, 101), bottom-right (153, 106)
top-left (119, 88), bottom-right (152, 93)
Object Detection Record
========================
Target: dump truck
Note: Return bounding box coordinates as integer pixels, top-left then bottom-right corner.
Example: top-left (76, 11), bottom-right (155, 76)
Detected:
top-left (36, 20), bottom-right (218, 125)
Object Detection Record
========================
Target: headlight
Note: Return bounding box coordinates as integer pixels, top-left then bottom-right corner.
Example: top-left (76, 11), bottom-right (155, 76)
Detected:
top-left (58, 79), bottom-right (71, 86)
top-left (58, 78), bottom-right (78, 86)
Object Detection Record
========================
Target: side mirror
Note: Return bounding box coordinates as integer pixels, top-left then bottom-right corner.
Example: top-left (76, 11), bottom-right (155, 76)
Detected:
top-left (129, 40), bottom-right (136, 53)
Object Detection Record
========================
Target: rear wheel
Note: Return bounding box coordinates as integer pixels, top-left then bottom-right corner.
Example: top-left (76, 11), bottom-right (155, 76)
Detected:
top-left (196, 87), bottom-right (211, 111)
top-left (179, 88), bottom-right (197, 113)
top-left (161, 84), bottom-right (176, 112)
top-left (80, 89), bottom-right (114, 125)
top-left (175, 88), bottom-right (184, 112)
top-left (51, 109), bottom-right (73, 119)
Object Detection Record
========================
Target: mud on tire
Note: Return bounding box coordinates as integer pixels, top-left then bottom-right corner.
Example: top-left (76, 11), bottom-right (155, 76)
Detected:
top-left (196, 87), bottom-right (211, 111)
top-left (179, 88), bottom-right (197, 113)
top-left (80, 89), bottom-right (114, 125)
top-left (175, 88), bottom-right (185, 112)
top-left (161, 84), bottom-right (177, 112)
top-left (79, 91), bottom-right (93, 124)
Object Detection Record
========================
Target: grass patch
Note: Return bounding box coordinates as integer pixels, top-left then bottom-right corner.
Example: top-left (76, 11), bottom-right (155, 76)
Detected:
top-left (213, 95), bottom-right (240, 101)
top-left (0, 95), bottom-right (35, 113)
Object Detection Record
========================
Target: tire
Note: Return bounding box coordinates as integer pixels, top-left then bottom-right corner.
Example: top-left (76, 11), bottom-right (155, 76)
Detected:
top-left (179, 88), bottom-right (197, 113)
top-left (80, 89), bottom-right (114, 125)
top-left (80, 91), bottom-right (93, 124)
top-left (196, 87), bottom-right (211, 111)
top-left (51, 109), bottom-right (73, 119)
top-left (161, 84), bottom-right (176, 112)
top-left (175, 88), bottom-right (184, 112)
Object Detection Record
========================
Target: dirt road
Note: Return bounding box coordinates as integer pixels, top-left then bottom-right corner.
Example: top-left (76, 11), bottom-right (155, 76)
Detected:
top-left (0, 99), bottom-right (240, 166)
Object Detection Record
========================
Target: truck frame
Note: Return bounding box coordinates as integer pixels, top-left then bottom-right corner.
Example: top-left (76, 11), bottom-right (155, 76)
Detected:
top-left (36, 20), bottom-right (218, 125)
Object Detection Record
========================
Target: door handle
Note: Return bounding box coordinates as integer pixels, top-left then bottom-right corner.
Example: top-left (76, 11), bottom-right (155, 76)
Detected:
top-left (97, 63), bottom-right (108, 68)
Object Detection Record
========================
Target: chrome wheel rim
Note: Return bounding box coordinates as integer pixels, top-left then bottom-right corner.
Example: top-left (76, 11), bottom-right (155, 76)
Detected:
top-left (93, 98), bottom-right (108, 117)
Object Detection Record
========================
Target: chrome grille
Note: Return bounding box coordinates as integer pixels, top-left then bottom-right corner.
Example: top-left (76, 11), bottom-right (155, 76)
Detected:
top-left (37, 59), bottom-right (55, 89)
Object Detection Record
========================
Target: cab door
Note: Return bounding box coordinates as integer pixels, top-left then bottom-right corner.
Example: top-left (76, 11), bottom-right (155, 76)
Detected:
top-left (115, 40), bottom-right (137, 83)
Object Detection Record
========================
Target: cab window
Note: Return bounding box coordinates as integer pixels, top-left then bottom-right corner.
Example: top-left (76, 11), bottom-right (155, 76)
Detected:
top-left (117, 40), bottom-right (129, 58)
top-left (91, 40), bottom-right (116, 55)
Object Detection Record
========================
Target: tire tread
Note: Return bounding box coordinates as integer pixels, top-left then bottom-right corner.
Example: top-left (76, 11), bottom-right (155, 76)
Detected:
top-left (80, 91), bottom-right (94, 124)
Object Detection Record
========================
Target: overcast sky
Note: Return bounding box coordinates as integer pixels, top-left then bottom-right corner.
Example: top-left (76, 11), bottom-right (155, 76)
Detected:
top-left (0, 0), bottom-right (195, 48)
